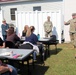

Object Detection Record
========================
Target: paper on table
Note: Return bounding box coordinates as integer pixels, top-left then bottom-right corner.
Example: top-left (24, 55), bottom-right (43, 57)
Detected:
top-left (13, 54), bottom-right (20, 58)
top-left (0, 52), bottom-right (11, 56)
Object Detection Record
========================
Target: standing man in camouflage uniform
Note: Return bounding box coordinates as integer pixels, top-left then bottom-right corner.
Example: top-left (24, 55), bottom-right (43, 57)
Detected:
top-left (65, 13), bottom-right (76, 48)
top-left (44, 16), bottom-right (53, 37)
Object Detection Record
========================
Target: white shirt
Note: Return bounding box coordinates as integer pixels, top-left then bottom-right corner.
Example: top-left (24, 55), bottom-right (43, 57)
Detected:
top-left (23, 41), bottom-right (39, 54)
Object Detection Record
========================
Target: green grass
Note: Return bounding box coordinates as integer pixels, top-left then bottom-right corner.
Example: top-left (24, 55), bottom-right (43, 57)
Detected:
top-left (19, 43), bottom-right (76, 75)
top-left (45, 43), bottom-right (76, 75)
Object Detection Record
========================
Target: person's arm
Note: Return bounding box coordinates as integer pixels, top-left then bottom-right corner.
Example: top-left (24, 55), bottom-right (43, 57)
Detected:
top-left (7, 24), bottom-right (9, 29)
top-left (2, 42), bottom-right (5, 48)
top-left (50, 22), bottom-right (53, 31)
top-left (22, 31), bottom-right (25, 36)
top-left (0, 66), bottom-right (10, 74)
top-left (14, 34), bottom-right (20, 41)
top-left (44, 22), bottom-right (47, 32)
top-left (64, 20), bottom-right (70, 25)
top-left (34, 34), bottom-right (38, 44)
top-left (1, 24), bottom-right (3, 30)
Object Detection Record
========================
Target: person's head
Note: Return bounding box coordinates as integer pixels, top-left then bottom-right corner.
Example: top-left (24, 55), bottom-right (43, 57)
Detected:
top-left (2, 19), bottom-right (6, 24)
top-left (72, 13), bottom-right (76, 19)
top-left (47, 16), bottom-right (50, 22)
top-left (30, 26), bottom-right (35, 33)
top-left (24, 25), bottom-right (29, 32)
top-left (7, 27), bottom-right (14, 35)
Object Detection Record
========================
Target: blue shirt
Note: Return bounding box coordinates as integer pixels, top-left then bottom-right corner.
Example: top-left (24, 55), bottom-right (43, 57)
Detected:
top-left (25, 33), bottom-right (38, 45)
top-left (1, 23), bottom-right (9, 35)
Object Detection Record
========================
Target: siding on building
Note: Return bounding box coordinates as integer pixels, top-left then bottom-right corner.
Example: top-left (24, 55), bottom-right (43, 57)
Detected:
top-left (1, 0), bottom-right (63, 23)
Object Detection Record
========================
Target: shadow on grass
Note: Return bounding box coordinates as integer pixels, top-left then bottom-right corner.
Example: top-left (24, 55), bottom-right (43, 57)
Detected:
top-left (50, 48), bottom-right (62, 55)
top-left (18, 64), bottom-right (49, 75)
top-left (30, 65), bottom-right (49, 75)
top-left (44, 48), bottom-right (62, 60)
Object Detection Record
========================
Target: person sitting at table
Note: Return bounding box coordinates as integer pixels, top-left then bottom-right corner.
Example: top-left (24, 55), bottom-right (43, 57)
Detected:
top-left (6, 27), bottom-right (20, 48)
top-left (25, 26), bottom-right (38, 45)
top-left (22, 25), bottom-right (29, 37)
top-left (23, 26), bottom-right (39, 60)
top-left (0, 39), bottom-right (17, 75)
top-left (23, 41), bottom-right (39, 60)
top-left (0, 37), bottom-right (5, 48)
top-left (0, 60), bottom-right (17, 75)
top-left (25, 26), bottom-right (44, 61)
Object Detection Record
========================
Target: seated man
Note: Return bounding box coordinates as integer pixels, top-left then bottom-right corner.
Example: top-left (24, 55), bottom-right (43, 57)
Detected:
top-left (0, 37), bottom-right (17, 75)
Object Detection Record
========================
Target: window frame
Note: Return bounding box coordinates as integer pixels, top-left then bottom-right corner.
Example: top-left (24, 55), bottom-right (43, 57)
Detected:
top-left (33, 6), bottom-right (41, 11)
top-left (10, 8), bottom-right (17, 20)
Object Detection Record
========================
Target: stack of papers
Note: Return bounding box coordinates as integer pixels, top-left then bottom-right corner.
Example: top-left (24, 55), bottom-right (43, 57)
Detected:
top-left (0, 52), bottom-right (11, 56)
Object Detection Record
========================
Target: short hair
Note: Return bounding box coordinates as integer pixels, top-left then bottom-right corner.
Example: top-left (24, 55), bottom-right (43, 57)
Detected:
top-left (31, 26), bottom-right (35, 32)
top-left (72, 13), bottom-right (76, 16)
top-left (47, 16), bottom-right (50, 18)
top-left (9, 27), bottom-right (14, 32)
top-left (2, 19), bottom-right (6, 22)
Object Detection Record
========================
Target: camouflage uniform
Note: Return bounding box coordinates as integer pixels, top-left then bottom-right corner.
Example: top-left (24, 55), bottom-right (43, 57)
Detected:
top-left (44, 21), bottom-right (53, 37)
top-left (65, 18), bottom-right (76, 47)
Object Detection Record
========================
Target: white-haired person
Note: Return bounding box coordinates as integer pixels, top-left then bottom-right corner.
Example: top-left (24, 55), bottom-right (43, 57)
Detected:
top-left (1, 19), bottom-right (9, 41)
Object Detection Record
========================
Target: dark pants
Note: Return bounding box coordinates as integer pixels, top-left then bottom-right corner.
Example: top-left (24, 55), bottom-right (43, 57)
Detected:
top-left (37, 44), bottom-right (44, 61)
top-left (3, 35), bottom-right (7, 41)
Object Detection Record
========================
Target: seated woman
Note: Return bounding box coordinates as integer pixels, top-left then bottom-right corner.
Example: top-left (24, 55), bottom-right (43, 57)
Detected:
top-left (25, 26), bottom-right (38, 45)
top-left (0, 38), bottom-right (17, 75)
top-left (22, 25), bottom-right (29, 37)
top-left (25, 26), bottom-right (44, 60)
top-left (6, 27), bottom-right (20, 48)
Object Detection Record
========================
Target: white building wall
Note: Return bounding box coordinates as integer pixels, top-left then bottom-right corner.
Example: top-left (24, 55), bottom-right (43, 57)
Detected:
top-left (0, 10), bottom-right (3, 39)
top-left (0, 0), bottom-right (63, 43)
top-left (15, 10), bottom-right (62, 43)
top-left (1, 1), bottom-right (63, 24)
top-left (64, 0), bottom-right (76, 43)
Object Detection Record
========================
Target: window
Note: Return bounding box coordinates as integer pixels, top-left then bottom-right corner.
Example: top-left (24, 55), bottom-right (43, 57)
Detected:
top-left (10, 8), bottom-right (17, 20)
top-left (33, 6), bottom-right (41, 11)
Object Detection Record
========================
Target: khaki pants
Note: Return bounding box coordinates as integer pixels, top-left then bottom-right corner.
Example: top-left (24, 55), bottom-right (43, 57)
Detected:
top-left (70, 33), bottom-right (76, 46)
top-left (45, 32), bottom-right (52, 37)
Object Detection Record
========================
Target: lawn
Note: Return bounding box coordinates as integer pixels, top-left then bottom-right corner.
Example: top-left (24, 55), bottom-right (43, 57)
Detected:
top-left (18, 43), bottom-right (76, 75)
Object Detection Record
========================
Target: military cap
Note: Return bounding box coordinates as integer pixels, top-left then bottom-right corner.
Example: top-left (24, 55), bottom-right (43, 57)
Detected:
top-left (72, 13), bottom-right (76, 16)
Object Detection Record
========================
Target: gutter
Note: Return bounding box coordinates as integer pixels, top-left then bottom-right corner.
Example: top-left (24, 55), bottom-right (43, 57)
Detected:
top-left (0, 0), bottom-right (40, 4)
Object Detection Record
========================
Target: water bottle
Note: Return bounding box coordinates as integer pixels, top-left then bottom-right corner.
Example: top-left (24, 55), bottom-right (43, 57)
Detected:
top-left (10, 51), bottom-right (13, 57)
top-left (37, 34), bottom-right (40, 40)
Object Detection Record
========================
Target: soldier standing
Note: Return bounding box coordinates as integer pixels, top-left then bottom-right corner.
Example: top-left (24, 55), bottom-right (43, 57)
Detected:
top-left (44, 16), bottom-right (53, 37)
top-left (64, 13), bottom-right (76, 48)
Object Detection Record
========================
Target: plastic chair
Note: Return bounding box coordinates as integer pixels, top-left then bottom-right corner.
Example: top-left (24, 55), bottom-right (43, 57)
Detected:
top-left (48, 35), bottom-right (59, 53)
top-left (43, 35), bottom-right (59, 58)
top-left (18, 43), bottom-right (33, 49)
